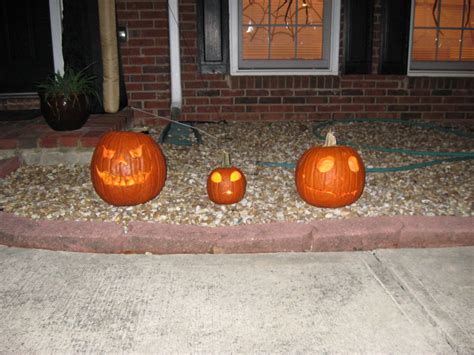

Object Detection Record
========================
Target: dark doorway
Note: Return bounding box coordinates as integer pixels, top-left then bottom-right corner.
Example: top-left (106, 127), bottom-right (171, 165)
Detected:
top-left (0, 0), bottom-right (54, 93)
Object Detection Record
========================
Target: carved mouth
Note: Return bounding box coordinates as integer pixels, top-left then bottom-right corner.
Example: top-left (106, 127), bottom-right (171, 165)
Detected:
top-left (316, 190), bottom-right (356, 197)
top-left (96, 167), bottom-right (150, 186)
top-left (304, 186), bottom-right (358, 198)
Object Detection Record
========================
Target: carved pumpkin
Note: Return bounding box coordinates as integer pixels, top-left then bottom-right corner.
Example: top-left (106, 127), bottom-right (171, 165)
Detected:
top-left (91, 131), bottom-right (166, 206)
top-left (295, 131), bottom-right (365, 208)
top-left (207, 151), bottom-right (246, 205)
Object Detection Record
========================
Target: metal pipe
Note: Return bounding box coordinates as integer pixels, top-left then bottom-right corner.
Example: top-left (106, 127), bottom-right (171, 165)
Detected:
top-left (168, 0), bottom-right (182, 119)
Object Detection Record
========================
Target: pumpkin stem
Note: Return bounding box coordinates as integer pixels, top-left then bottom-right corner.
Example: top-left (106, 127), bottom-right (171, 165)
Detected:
top-left (222, 150), bottom-right (232, 167)
top-left (324, 129), bottom-right (337, 147)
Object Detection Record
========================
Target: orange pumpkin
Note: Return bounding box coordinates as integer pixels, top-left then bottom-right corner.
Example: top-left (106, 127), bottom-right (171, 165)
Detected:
top-left (295, 131), bottom-right (365, 208)
top-left (207, 152), bottom-right (246, 205)
top-left (91, 131), bottom-right (166, 206)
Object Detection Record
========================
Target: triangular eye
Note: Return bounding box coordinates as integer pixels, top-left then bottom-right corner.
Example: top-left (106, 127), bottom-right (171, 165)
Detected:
top-left (317, 156), bottom-right (334, 173)
top-left (102, 147), bottom-right (116, 159)
top-left (211, 171), bottom-right (222, 183)
top-left (230, 170), bottom-right (242, 182)
top-left (348, 156), bottom-right (359, 172)
top-left (129, 144), bottom-right (143, 158)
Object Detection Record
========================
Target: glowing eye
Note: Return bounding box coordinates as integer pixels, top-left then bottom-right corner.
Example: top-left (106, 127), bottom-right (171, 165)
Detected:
top-left (211, 171), bottom-right (222, 183)
top-left (129, 145), bottom-right (143, 158)
top-left (102, 147), bottom-right (115, 159)
top-left (230, 171), bottom-right (242, 182)
top-left (317, 156), bottom-right (334, 173)
top-left (348, 156), bottom-right (359, 172)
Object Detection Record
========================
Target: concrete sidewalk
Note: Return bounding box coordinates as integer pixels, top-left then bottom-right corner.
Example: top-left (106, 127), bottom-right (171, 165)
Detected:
top-left (0, 246), bottom-right (472, 353)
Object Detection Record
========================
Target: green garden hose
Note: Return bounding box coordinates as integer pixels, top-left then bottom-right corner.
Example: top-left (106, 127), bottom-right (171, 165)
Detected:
top-left (256, 118), bottom-right (474, 173)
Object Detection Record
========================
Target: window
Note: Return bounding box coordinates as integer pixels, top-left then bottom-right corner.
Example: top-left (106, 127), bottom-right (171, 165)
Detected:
top-left (408, 0), bottom-right (474, 76)
top-left (229, 0), bottom-right (340, 75)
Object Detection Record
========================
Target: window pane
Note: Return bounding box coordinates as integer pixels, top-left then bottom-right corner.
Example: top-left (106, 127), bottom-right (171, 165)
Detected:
top-left (270, 0), bottom-right (295, 25)
top-left (412, 29), bottom-right (437, 60)
top-left (237, 0), bottom-right (333, 70)
top-left (242, 0), bottom-right (326, 62)
top-left (414, 0), bottom-right (437, 27)
top-left (297, 0), bottom-right (324, 25)
top-left (270, 28), bottom-right (295, 59)
top-left (242, 0), bottom-right (268, 26)
top-left (468, 2), bottom-right (474, 29)
top-left (440, 0), bottom-right (464, 27)
top-left (461, 30), bottom-right (474, 60)
top-left (437, 30), bottom-right (461, 60)
top-left (297, 26), bottom-right (323, 59)
top-left (243, 26), bottom-right (270, 59)
top-left (410, 0), bottom-right (474, 71)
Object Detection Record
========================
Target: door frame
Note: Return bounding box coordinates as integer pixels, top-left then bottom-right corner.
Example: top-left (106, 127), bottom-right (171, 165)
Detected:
top-left (49, 0), bottom-right (64, 75)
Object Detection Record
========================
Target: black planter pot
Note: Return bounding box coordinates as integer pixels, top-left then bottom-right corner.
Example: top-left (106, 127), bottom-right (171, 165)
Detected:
top-left (39, 93), bottom-right (90, 131)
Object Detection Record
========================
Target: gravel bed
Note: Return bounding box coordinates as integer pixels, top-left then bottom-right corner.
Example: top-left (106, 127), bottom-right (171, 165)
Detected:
top-left (1, 120), bottom-right (473, 227)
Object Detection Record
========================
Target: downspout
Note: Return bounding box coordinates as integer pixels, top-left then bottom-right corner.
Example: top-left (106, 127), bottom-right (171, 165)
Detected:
top-left (168, 0), bottom-right (182, 120)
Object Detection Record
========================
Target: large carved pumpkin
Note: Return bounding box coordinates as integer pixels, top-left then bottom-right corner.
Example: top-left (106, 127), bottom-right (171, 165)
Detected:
top-left (91, 131), bottom-right (166, 206)
top-left (295, 131), bottom-right (365, 208)
top-left (207, 151), bottom-right (246, 205)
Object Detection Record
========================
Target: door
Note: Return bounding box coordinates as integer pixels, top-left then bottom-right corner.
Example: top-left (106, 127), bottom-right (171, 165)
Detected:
top-left (0, 0), bottom-right (54, 93)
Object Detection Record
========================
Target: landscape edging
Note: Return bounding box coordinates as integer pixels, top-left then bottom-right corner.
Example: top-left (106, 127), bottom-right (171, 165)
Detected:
top-left (0, 212), bottom-right (473, 254)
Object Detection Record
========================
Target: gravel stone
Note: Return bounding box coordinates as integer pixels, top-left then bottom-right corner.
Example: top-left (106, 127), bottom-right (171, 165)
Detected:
top-left (0, 121), bottom-right (472, 227)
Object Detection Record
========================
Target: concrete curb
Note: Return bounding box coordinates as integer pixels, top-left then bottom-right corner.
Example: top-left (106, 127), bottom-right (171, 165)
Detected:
top-left (0, 212), bottom-right (472, 254)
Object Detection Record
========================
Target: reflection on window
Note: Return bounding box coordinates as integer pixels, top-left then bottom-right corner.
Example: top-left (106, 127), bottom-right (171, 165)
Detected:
top-left (412, 0), bottom-right (473, 62)
top-left (242, 0), bottom-right (324, 60)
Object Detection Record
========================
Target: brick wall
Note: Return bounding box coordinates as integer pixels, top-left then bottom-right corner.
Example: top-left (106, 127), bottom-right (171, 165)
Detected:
top-left (116, 0), bottom-right (474, 125)
top-left (3, 0), bottom-right (473, 123)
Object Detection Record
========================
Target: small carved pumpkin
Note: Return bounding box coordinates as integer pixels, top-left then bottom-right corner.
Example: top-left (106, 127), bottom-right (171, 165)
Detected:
top-left (295, 131), bottom-right (365, 208)
top-left (207, 151), bottom-right (246, 205)
top-left (91, 131), bottom-right (166, 206)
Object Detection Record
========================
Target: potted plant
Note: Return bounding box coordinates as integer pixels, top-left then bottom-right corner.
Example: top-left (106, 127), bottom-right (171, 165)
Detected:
top-left (37, 67), bottom-right (98, 131)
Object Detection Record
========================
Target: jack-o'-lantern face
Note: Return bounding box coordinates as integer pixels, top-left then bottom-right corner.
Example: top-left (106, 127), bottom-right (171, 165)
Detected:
top-left (96, 144), bottom-right (150, 186)
top-left (91, 131), bottom-right (166, 206)
top-left (295, 139), bottom-right (365, 208)
top-left (207, 167), bottom-right (246, 205)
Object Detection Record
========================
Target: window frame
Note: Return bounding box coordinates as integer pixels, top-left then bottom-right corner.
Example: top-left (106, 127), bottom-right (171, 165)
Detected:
top-left (229, 0), bottom-right (340, 76)
top-left (407, 0), bottom-right (474, 77)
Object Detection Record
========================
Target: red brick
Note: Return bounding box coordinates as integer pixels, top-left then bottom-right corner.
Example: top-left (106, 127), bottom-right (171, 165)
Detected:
top-left (222, 106), bottom-right (245, 113)
top-left (58, 136), bottom-right (80, 148)
top-left (126, 20), bottom-right (154, 28)
top-left (341, 104), bottom-right (364, 112)
top-left (365, 105), bottom-right (386, 112)
top-left (210, 97), bottom-right (233, 105)
top-left (261, 113), bottom-right (285, 120)
top-left (185, 97), bottom-right (209, 105)
top-left (131, 92), bottom-right (157, 100)
top-left (0, 139), bottom-right (17, 149)
top-left (376, 97), bottom-right (398, 104)
top-left (140, 10), bottom-right (165, 19)
top-left (330, 96), bottom-right (352, 104)
top-left (128, 38), bottom-right (155, 47)
top-left (318, 105), bottom-right (341, 112)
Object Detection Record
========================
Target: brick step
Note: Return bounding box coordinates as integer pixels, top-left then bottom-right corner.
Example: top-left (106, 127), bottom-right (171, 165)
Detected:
top-left (0, 110), bottom-right (132, 151)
